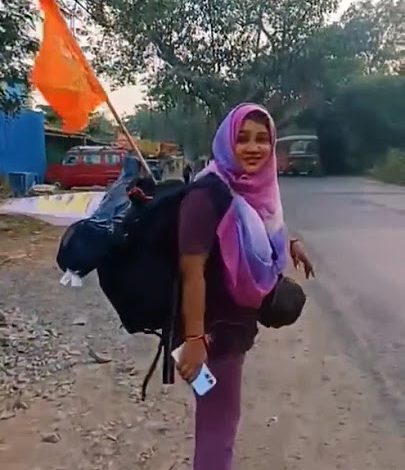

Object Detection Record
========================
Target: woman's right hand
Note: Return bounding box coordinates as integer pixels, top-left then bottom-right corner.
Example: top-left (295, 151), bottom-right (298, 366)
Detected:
top-left (177, 338), bottom-right (208, 382)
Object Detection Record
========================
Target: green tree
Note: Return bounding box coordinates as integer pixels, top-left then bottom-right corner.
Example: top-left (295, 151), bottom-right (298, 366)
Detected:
top-left (79, 0), bottom-right (403, 163)
top-left (341, 0), bottom-right (403, 73)
top-left (124, 103), bottom-right (215, 159)
top-left (290, 0), bottom-right (403, 118)
top-left (85, 0), bottom-right (402, 125)
top-left (318, 75), bottom-right (405, 174)
top-left (86, 112), bottom-right (115, 141)
top-left (37, 105), bottom-right (62, 128)
top-left (293, 0), bottom-right (404, 173)
top-left (0, 0), bottom-right (38, 113)
top-left (86, 0), bottom-right (339, 120)
top-left (39, 104), bottom-right (115, 141)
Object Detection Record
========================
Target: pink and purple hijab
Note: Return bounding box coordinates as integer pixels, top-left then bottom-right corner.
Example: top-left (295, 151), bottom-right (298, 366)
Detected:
top-left (197, 103), bottom-right (288, 309)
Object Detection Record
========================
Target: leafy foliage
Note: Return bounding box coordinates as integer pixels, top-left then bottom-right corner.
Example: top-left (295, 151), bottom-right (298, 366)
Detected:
top-left (371, 148), bottom-right (405, 186)
top-left (291, 0), bottom-right (403, 111)
top-left (39, 103), bottom-right (115, 141)
top-left (294, 0), bottom-right (405, 174)
top-left (37, 105), bottom-right (61, 128)
top-left (76, 0), bottom-right (404, 172)
top-left (86, 0), bottom-right (340, 119)
top-left (341, 0), bottom-right (403, 73)
top-left (0, 0), bottom-right (38, 113)
top-left (86, 112), bottom-right (115, 141)
top-left (318, 75), bottom-right (405, 174)
top-left (124, 103), bottom-right (215, 159)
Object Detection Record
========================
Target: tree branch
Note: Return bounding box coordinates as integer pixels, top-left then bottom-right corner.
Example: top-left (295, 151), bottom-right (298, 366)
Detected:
top-left (206, 0), bottom-right (218, 72)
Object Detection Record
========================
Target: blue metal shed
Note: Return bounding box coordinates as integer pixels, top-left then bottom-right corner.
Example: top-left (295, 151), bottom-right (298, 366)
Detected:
top-left (0, 110), bottom-right (46, 181)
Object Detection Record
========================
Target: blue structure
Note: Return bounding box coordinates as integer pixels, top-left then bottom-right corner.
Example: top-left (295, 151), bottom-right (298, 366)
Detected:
top-left (0, 110), bottom-right (46, 182)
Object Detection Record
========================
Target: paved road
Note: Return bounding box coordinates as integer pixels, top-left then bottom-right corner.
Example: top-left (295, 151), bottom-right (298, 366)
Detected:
top-left (281, 177), bottom-right (405, 433)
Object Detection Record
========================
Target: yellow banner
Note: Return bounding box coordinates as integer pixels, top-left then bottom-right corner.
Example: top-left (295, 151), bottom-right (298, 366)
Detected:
top-left (36, 193), bottom-right (93, 214)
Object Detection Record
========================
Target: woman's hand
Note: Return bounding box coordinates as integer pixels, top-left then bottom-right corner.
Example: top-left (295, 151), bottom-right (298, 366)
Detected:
top-left (178, 338), bottom-right (208, 382)
top-left (179, 253), bottom-right (208, 382)
top-left (290, 240), bottom-right (315, 279)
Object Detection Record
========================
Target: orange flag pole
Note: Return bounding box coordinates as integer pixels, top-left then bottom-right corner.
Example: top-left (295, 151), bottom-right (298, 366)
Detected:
top-left (32, 0), bottom-right (154, 181)
top-left (105, 97), bottom-right (155, 181)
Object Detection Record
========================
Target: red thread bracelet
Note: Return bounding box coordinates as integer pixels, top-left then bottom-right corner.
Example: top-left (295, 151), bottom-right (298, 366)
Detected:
top-left (185, 334), bottom-right (210, 348)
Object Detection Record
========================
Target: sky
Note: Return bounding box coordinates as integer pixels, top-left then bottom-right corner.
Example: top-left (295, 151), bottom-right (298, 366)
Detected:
top-left (106, 83), bottom-right (145, 118)
top-left (338, 0), bottom-right (356, 13)
top-left (34, 0), bottom-right (357, 118)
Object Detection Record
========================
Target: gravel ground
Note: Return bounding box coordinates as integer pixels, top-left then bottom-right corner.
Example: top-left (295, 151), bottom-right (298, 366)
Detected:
top-left (1, 215), bottom-right (405, 470)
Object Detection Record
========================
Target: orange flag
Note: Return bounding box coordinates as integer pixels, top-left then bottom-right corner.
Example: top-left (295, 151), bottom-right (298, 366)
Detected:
top-left (32, 0), bottom-right (107, 132)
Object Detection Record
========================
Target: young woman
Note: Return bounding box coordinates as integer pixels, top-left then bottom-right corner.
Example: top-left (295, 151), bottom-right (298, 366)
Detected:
top-left (178, 103), bottom-right (314, 470)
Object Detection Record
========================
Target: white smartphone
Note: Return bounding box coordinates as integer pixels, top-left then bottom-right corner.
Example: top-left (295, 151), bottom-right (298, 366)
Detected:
top-left (171, 343), bottom-right (217, 396)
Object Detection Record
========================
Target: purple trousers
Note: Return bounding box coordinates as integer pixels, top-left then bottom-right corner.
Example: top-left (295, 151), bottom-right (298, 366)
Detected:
top-left (193, 354), bottom-right (245, 470)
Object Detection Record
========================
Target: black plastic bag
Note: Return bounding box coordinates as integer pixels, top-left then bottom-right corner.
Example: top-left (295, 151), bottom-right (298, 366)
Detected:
top-left (57, 156), bottom-right (139, 278)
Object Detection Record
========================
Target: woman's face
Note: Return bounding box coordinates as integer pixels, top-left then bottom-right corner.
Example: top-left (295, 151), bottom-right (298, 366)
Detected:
top-left (234, 118), bottom-right (272, 174)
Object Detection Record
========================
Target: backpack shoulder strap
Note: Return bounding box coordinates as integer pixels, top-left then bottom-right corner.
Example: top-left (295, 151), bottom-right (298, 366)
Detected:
top-left (185, 173), bottom-right (233, 219)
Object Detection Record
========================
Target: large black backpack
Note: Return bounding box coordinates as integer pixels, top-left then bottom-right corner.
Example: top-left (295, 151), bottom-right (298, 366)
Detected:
top-left (97, 174), bottom-right (232, 397)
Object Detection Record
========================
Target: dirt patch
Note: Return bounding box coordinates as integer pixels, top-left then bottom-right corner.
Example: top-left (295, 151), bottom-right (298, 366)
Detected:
top-left (0, 215), bottom-right (61, 269)
top-left (1, 223), bottom-right (404, 469)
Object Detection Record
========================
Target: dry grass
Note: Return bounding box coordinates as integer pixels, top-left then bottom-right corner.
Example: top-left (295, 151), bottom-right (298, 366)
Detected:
top-left (371, 149), bottom-right (405, 186)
